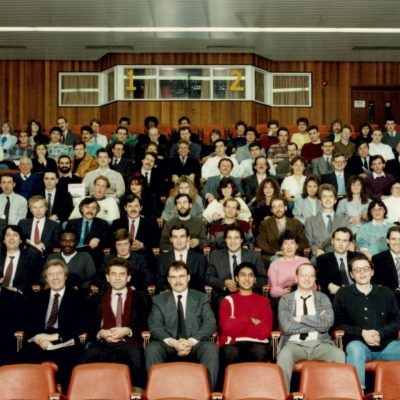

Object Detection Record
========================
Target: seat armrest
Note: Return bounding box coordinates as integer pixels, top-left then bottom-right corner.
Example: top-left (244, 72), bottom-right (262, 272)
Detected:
top-left (271, 330), bottom-right (281, 360)
top-left (211, 392), bottom-right (223, 399)
top-left (141, 330), bottom-right (150, 348)
top-left (333, 329), bottom-right (345, 350)
top-left (130, 393), bottom-right (143, 400)
top-left (291, 392), bottom-right (304, 400)
top-left (365, 393), bottom-right (383, 399)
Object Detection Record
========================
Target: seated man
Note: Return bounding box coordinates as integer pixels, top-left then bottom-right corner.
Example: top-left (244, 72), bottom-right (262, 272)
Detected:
top-left (22, 259), bottom-right (89, 390)
top-left (310, 138), bottom-right (334, 177)
top-left (333, 124), bottom-right (356, 159)
top-left (219, 262), bottom-right (273, 369)
top-left (47, 229), bottom-right (96, 292)
top-left (80, 125), bottom-right (102, 156)
top-left (290, 117), bottom-right (310, 151)
top-left (169, 126), bottom-right (202, 160)
top-left (300, 125), bottom-right (322, 162)
top-left (13, 156), bottom-right (44, 200)
top-left (0, 173), bottom-right (27, 227)
top-left (267, 126), bottom-right (289, 166)
top-left (56, 155), bottom-right (82, 193)
top-left (156, 224), bottom-right (206, 292)
top-left (206, 225), bottom-right (267, 306)
top-left (345, 140), bottom-right (372, 178)
top-left (46, 126), bottom-right (72, 161)
top-left (145, 261), bottom-right (219, 390)
top-left (321, 153), bottom-right (349, 199)
top-left (364, 155), bottom-right (395, 200)
top-left (80, 258), bottom-right (151, 391)
top-left (277, 263), bottom-right (345, 392)
top-left (334, 254), bottom-right (400, 390)
top-left (71, 140), bottom-right (97, 179)
top-left (109, 140), bottom-right (134, 183)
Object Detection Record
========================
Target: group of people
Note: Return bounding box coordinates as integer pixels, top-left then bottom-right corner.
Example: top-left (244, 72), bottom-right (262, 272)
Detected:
top-left (0, 113), bottom-right (400, 392)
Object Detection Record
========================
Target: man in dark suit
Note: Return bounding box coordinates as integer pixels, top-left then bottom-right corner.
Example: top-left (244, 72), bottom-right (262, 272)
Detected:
top-left (157, 224), bottom-right (206, 292)
top-left (57, 116), bottom-right (78, 146)
top-left (145, 260), bottom-right (219, 390)
top-left (383, 117), bottom-right (400, 151)
top-left (22, 259), bottom-right (89, 389)
top-left (206, 225), bottom-right (267, 306)
top-left (56, 155), bottom-right (82, 193)
top-left (0, 225), bottom-right (42, 293)
top-left (242, 155), bottom-right (270, 204)
top-left (321, 153), bottom-right (350, 199)
top-left (316, 227), bottom-right (359, 301)
top-left (345, 141), bottom-right (372, 178)
top-left (169, 127), bottom-right (202, 160)
top-left (372, 226), bottom-right (400, 305)
top-left (18, 195), bottom-right (61, 257)
top-left (13, 156), bottom-right (44, 200)
top-left (109, 141), bottom-right (133, 183)
top-left (40, 171), bottom-right (74, 224)
top-left (385, 142), bottom-right (400, 180)
top-left (80, 258), bottom-right (152, 390)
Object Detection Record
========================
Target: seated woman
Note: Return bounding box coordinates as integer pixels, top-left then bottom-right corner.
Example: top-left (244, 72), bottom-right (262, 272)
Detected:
top-left (293, 174), bottom-right (322, 224)
top-left (161, 175), bottom-right (204, 221)
top-left (336, 175), bottom-right (370, 235)
top-left (383, 180), bottom-right (400, 224)
top-left (31, 143), bottom-right (58, 177)
top-left (27, 119), bottom-right (49, 145)
top-left (203, 177), bottom-right (251, 223)
top-left (356, 199), bottom-right (395, 260)
top-left (354, 122), bottom-right (372, 146)
top-left (281, 156), bottom-right (307, 204)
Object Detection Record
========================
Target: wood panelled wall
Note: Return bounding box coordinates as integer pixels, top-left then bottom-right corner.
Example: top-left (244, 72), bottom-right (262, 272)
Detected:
top-left (1, 54), bottom-right (400, 130)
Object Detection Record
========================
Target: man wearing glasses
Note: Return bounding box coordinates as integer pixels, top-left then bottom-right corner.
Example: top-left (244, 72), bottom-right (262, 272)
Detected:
top-left (334, 254), bottom-right (400, 390)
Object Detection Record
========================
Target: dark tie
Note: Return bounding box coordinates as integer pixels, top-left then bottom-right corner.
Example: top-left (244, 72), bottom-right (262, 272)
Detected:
top-left (181, 157), bottom-right (186, 166)
top-left (2, 256), bottom-right (15, 288)
top-left (339, 257), bottom-right (350, 286)
top-left (325, 157), bottom-right (331, 168)
top-left (116, 293), bottom-right (123, 327)
top-left (326, 215), bottom-right (333, 234)
top-left (34, 220), bottom-right (41, 245)
top-left (145, 172), bottom-right (149, 184)
top-left (362, 157), bottom-right (368, 170)
top-left (113, 159), bottom-right (118, 166)
top-left (83, 221), bottom-right (89, 241)
top-left (4, 196), bottom-right (10, 225)
top-left (46, 293), bottom-right (60, 328)
top-left (47, 193), bottom-right (52, 217)
top-left (231, 254), bottom-right (238, 279)
top-left (299, 295), bottom-right (311, 340)
top-left (129, 220), bottom-right (135, 240)
top-left (176, 295), bottom-right (187, 339)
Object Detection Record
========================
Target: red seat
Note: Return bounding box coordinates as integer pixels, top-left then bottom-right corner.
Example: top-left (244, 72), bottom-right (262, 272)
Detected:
top-left (202, 124), bottom-right (226, 143)
top-left (373, 361), bottom-right (400, 399)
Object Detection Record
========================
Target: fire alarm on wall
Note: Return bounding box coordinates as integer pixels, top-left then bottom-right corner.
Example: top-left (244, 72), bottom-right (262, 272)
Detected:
top-left (321, 80), bottom-right (328, 87)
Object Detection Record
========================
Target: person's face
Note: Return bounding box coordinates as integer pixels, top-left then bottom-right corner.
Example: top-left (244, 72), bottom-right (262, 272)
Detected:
top-left (308, 129), bottom-right (320, 143)
top-left (287, 145), bottom-right (298, 158)
top-left (296, 264), bottom-right (316, 291)
top-left (322, 142), bottom-right (334, 155)
top-left (292, 159), bottom-right (305, 175)
top-left (94, 179), bottom-right (108, 198)
top-left (179, 119), bottom-right (190, 127)
top-left (74, 144), bottom-right (85, 159)
top-left (372, 130), bottom-right (383, 144)
top-left (361, 126), bottom-right (370, 137)
top-left (180, 129), bottom-right (191, 141)
top-left (45, 265), bottom-right (67, 292)
top-left (333, 156), bottom-right (346, 172)
top-left (178, 144), bottom-right (190, 157)
top-left (167, 267), bottom-right (190, 293)
top-left (58, 158), bottom-right (71, 173)
top-left (297, 122), bottom-right (308, 133)
top-left (112, 144), bottom-right (124, 159)
top-left (50, 131), bottom-right (61, 143)
top-left (44, 173), bottom-right (58, 190)
top-left (281, 239), bottom-right (298, 257)
top-left (278, 130), bottom-right (289, 144)
top-left (116, 129), bottom-right (128, 143)
top-left (19, 132), bottom-right (29, 144)
top-left (106, 266), bottom-right (131, 291)
top-left (263, 182), bottom-right (275, 198)
top-left (91, 121), bottom-right (100, 134)
top-left (320, 190), bottom-right (336, 210)
top-left (57, 118), bottom-right (67, 131)
top-left (236, 124), bottom-right (246, 136)
top-left (19, 159), bottom-right (33, 175)
top-left (119, 120), bottom-right (129, 128)
top-left (255, 158), bottom-right (267, 173)
top-left (225, 230), bottom-right (243, 253)
top-left (331, 231), bottom-right (351, 255)
top-left (391, 182), bottom-right (400, 198)
top-left (210, 132), bottom-right (220, 143)
top-left (176, 196), bottom-right (191, 216)
top-left (142, 154), bottom-right (155, 170)
top-left (245, 131), bottom-right (256, 143)
top-left (115, 239), bottom-right (131, 257)
top-left (350, 259), bottom-right (373, 285)
top-left (59, 232), bottom-right (77, 255)
top-left (332, 122), bottom-right (342, 134)
top-left (219, 160), bottom-right (232, 176)
top-left (30, 200), bottom-right (47, 219)
top-left (178, 182), bottom-right (190, 195)
top-left (36, 145), bottom-right (47, 157)
top-left (97, 152), bottom-right (110, 168)
top-left (214, 142), bottom-right (226, 157)
top-left (370, 204), bottom-right (386, 222)
top-left (268, 124), bottom-right (278, 135)
top-left (147, 144), bottom-right (158, 153)
top-left (221, 184), bottom-right (233, 199)
top-left (235, 267), bottom-right (256, 291)
top-left (341, 128), bottom-right (351, 141)
top-left (224, 200), bottom-right (239, 219)
top-left (0, 177), bottom-right (15, 195)
top-left (371, 158), bottom-right (384, 174)
top-left (148, 128), bottom-right (159, 142)
top-left (3, 228), bottom-right (21, 251)
top-left (170, 229), bottom-right (189, 251)
top-left (306, 180), bottom-right (318, 197)
top-left (249, 146), bottom-right (261, 159)
top-left (31, 121), bottom-right (39, 133)
top-left (351, 180), bottom-right (363, 195)
top-left (81, 130), bottom-right (93, 143)
top-left (386, 120), bottom-right (396, 133)
top-left (81, 202), bottom-right (98, 219)
top-left (358, 143), bottom-right (369, 158)
top-left (124, 199), bottom-right (142, 219)
top-left (271, 200), bottom-right (287, 219)
top-left (388, 231), bottom-right (400, 254)
top-left (130, 181), bottom-right (142, 196)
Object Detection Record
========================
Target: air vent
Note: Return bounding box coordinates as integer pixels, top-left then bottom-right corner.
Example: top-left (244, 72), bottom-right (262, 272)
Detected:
top-left (353, 46), bottom-right (400, 51)
top-left (0, 45), bottom-right (26, 49)
top-left (85, 45), bottom-right (134, 50)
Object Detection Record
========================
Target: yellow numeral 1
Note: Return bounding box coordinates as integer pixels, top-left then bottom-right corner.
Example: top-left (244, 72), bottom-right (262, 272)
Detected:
top-left (126, 70), bottom-right (136, 91)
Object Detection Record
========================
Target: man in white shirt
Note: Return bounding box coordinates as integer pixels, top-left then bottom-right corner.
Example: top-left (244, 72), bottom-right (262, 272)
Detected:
top-left (90, 118), bottom-right (108, 147)
top-left (369, 127), bottom-right (395, 161)
top-left (0, 174), bottom-right (27, 227)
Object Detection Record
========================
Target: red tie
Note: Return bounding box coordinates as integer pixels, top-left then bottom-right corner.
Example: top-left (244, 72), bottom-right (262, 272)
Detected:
top-left (116, 293), bottom-right (123, 327)
top-left (34, 220), bottom-right (41, 245)
top-left (129, 220), bottom-right (135, 240)
top-left (2, 256), bottom-right (15, 288)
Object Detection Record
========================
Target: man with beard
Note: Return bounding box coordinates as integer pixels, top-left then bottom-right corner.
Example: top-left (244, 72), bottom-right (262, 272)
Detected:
top-left (56, 155), bottom-right (82, 193)
top-left (159, 194), bottom-right (207, 252)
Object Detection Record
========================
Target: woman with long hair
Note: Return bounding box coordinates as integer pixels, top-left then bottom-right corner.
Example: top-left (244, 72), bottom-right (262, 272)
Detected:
top-left (31, 143), bottom-right (57, 176)
top-left (293, 174), bottom-right (322, 224)
top-left (27, 119), bottom-right (49, 145)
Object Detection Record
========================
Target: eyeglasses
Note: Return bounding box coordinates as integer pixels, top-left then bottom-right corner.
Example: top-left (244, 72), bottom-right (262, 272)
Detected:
top-left (351, 266), bottom-right (371, 274)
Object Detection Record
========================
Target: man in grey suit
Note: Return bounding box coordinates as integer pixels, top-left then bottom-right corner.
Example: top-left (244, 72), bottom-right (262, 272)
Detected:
top-left (146, 260), bottom-right (218, 390)
top-left (206, 225), bottom-right (267, 305)
top-left (311, 138), bottom-right (334, 177)
top-left (305, 184), bottom-right (349, 259)
top-left (57, 116), bottom-right (78, 146)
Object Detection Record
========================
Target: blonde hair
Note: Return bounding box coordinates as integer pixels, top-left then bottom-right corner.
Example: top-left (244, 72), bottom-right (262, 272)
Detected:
top-left (171, 175), bottom-right (196, 202)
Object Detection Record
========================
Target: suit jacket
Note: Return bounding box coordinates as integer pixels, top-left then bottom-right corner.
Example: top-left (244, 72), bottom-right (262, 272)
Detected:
top-left (311, 156), bottom-right (334, 177)
top-left (345, 155), bottom-right (372, 176)
top-left (385, 158), bottom-right (400, 181)
top-left (27, 287), bottom-right (89, 341)
top-left (321, 172), bottom-right (350, 195)
top-left (242, 174), bottom-right (263, 203)
top-left (0, 248), bottom-right (42, 292)
top-left (65, 217), bottom-right (109, 249)
top-left (201, 175), bottom-right (244, 199)
top-left (156, 250), bottom-right (206, 292)
top-left (63, 130), bottom-right (78, 146)
top-left (382, 132), bottom-right (400, 150)
top-left (110, 157), bottom-right (133, 183)
top-left (316, 251), bottom-right (359, 298)
top-left (372, 250), bottom-right (400, 291)
top-left (168, 156), bottom-right (201, 179)
top-left (18, 218), bottom-right (61, 255)
top-left (148, 289), bottom-right (216, 341)
top-left (205, 248), bottom-right (267, 303)
top-left (305, 212), bottom-right (349, 255)
top-left (132, 166), bottom-right (168, 197)
top-left (292, 196), bottom-right (323, 224)
top-left (72, 153), bottom-right (98, 179)
top-left (39, 189), bottom-right (74, 224)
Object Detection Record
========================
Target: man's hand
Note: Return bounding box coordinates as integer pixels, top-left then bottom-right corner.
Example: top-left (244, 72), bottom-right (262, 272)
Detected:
top-left (315, 249), bottom-right (325, 257)
top-left (99, 327), bottom-right (130, 343)
top-left (224, 279), bottom-right (239, 292)
top-left (33, 333), bottom-right (59, 350)
top-left (207, 194), bottom-right (216, 203)
top-left (251, 318), bottom-right (261, 325)
top-left (176, 339), bottom-right (194, 356)
top-left (328, 283), bottom-right (341, 295)
top-left (188, 238), bottom-right (199, 248)
top-left (88, 238), bottom-right (100, 249)
top-left (131, 240), bottom-right (144, 251)
top-left (362, 329), bottom-right (380, 346)
top-left (49, 214), bottom-right (59, 222)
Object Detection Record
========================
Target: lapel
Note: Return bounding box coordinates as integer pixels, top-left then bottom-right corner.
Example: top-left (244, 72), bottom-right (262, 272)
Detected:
top-left (166, 292), bottom-right (178, 335)
top-left (13, 252), bottom-right (26, 284)
top-left (270, 219), bottom-right (280, 240)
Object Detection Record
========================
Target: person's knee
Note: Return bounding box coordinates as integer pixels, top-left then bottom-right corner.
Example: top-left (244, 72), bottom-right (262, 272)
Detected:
top-left (346, 341), bottom-right (367, 360)
top-left (332, 348), bottom-right (346, 363)
top-left (277, 348), bottom-right (294, 366)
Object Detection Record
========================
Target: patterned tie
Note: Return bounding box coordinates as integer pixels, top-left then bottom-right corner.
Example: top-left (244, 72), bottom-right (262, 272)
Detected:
top-left (231, 254), bottom-right (238, 279)
top-left (2, 256), bottom-right (15, 288)
top-left (299, 295), bottom-right (311, 340)
top-left (116, 293), bottom-right (123, 327)
top-left (46, 293), bottom-right (60, 328)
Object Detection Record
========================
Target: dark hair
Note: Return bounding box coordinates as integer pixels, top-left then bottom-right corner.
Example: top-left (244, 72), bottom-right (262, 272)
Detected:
top-left (255, 178), bottom-right (280, 203)
top-left (113, 228), bottom-right (132, 243)
top-left (178, 126), bottom-right (191, 135)
top-left (318, 183), bottom-right (337, 199)
top-left (296, 117), bottom-right (309, 126)
top-left (356, 140), bottom-right (369, 151)
top-left (115, 126), bottom-right (129, 135)
top-left (74, 140), bottom-right (86, 149)
top-left (178, 116), bottom-right (190, 125)
top-left (80, 125), bottom-right (93, 135)
top-left (245, 126), bottom-right (258, 138)
top-left (290, 156), bottom-right (306, 175)
top-left (112, 140), bottom-right (125, 150)
top-left (58, 154), bottom-right (71, 164)
top-left (235, 120), bottom-right (247, 130)
top-left (0, 173), bottom-right (15, 183)
top-left (267, 119), bottom-right (279, 128)
top-left (330, 119), bottom-right (343, 132)
top-left (367, 199), bottom-right (388, 221)
top-left (78, 197), bottom-right (100, 214)
top-left (123, 193), bottom-right (143, 207)
top-left (332, 227), bottom-right (354, 242)
top-left (307, 124), bottom-right (319, 133)
top-left (389, 179), bottom-right (400, 192)
top-left (277, 126), bottom-right (289, 136)
top-left (60, 229), bottom-right (78, 241)
top-left (218, 157), bottom-right (233, 170)
top-left (358, 123), bottom-right (372, 138)
top-left (346, 175), bottom-right (369, 204)
top-left (27, 119), bottom-right (43, 136)
top-left (278, 230), bottom-right (300, 247)
top-left (223, 224), bottom-right (245, 241)
top-left (33, 142), bottom-right (48, 157)
top-left (167, 260), bottom-right (189, 277)
top-left (348, 254), bottom-right (373, 272)
top-left (370, 154), bottom-right (385, 165)
top-left (234, 262), bottom-right (258, 278)
top-left (105, 257), bottom-right (132, 276)
top-left (248, 141), bottom-right (262, 151)
top-left (169, 224), bottom-right (190, 237)
top-left (144, 116), bottom-right (159, 129)
top-left (213, 139), bottom-right (226, 150)
top-left (252, 155), bottom-right (270, 175)
top-left (217, 177), bottom-right (238, 199)
top-left (387, 225), bottom-right (400, 240)
top-left (118, 116), bottom-right (131, 125)
top-left (322, 137), bottom-right (334, 145)
top-left (332, 152), bottom-right (346, 161)
top-left (96, 148), bottom-right (109, 158)
top-left (287, 142), bottom-right (298, 150)
top-left (127, 174), bottom-right (148, 195)
top-left (341, 124), bottom-right (353, 133)
top-left (49, 126), bottom-right (62, 136)
top-left (1, 225), bottom-right (24, 252)
top-left (174, 193), bottom-right (192, 205)
top-left (301, 174), bottom-right (320, 199)
top-left (90, 118), bottom-right (101, 126)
